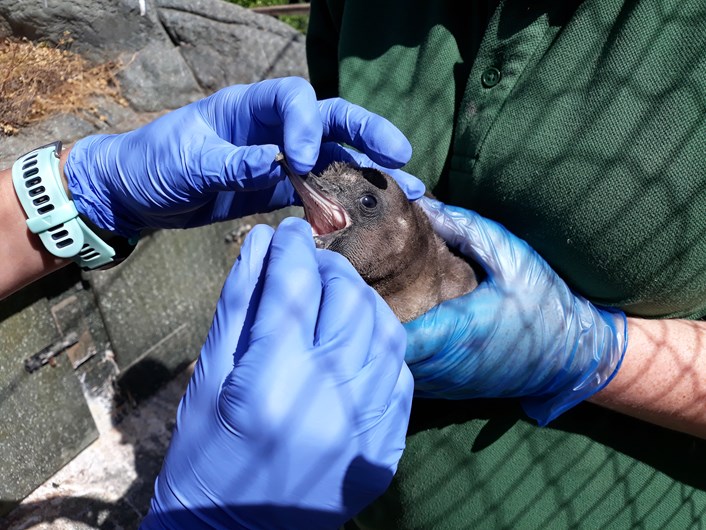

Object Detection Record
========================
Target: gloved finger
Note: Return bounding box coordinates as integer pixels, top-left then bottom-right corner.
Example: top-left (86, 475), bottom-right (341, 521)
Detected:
top-left (199, 224), bottom-right (275, 381)
top-left (345, 363), bottom-right (413, 497)
top-left (198, 140), bottom-right (285, 193)
top-left (314, 249), bottom-right (376, 374)
top-left (264, 77), bottom-right (323, 175)
top-left (403, 286), bottom-right (522, 397)
top-left (319, 98), bottom-right (412, 169)
top-left (403, 301), bottom-right (459, 366)
top-left (316, 143), bottom-right (425, 200)
top-left (184, 179), bottom-right (299, 228)
top-left (416, 196), bottom-right (531, 285)
top-left (249, 217), bottom-right (321, 348)
top-left (368, 362), bottom-right (413, 469)
top-left (402, 290), bottom-right (488, 378)
top-left (347, 294), bottom-right (409, 426)
top-left (208, 78), bottom-right (322, 178)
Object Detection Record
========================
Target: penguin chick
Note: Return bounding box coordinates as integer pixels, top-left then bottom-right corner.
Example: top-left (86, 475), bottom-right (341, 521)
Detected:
top-left (279, 157), bottom-right (478, 323)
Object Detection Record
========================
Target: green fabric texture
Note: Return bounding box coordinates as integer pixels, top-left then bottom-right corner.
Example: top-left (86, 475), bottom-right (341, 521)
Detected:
top-left (308, 0), bottom-right (706, 319)
top-left (307, 0), bottom-right (706, 528)
top-left (358, 400), bottom-right (706, 529)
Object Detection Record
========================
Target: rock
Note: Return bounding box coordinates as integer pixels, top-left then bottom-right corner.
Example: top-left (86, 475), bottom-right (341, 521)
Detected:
top-left (156, 0), bottom-right (306, 92)
top-left (115, 39), bottom-right (203, 111)
top-left (0, 0), bottom-right (157, 61)
top-left (0, 0), bottom-right (307, 111)
top-left (0, 97), bottom-right (162, 168)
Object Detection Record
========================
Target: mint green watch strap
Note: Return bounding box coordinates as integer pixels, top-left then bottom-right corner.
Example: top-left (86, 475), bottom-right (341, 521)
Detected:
top-left (11, 142), bottom-right (117, 270)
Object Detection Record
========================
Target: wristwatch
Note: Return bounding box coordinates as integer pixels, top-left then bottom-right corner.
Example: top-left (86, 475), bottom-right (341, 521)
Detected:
top-left (11, 141), bottom-right (137, 270)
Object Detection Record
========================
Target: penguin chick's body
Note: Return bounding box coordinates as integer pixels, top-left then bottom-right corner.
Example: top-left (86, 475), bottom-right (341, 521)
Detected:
top-left (286, 161), bottom-right (478, 323)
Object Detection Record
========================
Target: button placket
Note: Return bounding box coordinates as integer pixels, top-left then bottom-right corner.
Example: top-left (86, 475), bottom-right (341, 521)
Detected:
top-left (450, 1), bottom-right (559, 190)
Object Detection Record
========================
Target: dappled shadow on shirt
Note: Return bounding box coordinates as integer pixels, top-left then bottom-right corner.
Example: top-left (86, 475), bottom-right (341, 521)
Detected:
top-left (357, 397), bottom-right (706, 529)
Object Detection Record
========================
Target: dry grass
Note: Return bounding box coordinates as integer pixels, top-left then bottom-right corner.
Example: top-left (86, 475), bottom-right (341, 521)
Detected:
top-left (0, 35), bottom-right (126, 136)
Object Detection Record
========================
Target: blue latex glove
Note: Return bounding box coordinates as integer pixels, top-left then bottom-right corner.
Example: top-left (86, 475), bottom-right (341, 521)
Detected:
top-left (141, 217), bottom-right (413, 530)
top-left (65, 77), bottom-right (424, 238)
top-left (404, 197), bottom-right (628, 425)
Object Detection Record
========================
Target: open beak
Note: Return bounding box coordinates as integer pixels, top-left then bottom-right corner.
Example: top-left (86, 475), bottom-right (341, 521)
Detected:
top-left (276, 153), bottom-right (351, 240)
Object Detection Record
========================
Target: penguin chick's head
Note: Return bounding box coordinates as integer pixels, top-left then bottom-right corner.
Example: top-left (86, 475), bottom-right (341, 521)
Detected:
top-left (289, 162), bottom-right (426, 286)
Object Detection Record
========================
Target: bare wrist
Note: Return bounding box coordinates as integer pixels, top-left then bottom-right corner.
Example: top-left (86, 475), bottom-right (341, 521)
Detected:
top-left (58, 145), bottom-right (72, 197)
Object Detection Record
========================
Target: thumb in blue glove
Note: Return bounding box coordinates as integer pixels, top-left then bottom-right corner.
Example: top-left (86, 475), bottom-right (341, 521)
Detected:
top-left (65, 77), bottom-right (423, 238)
top-left (404, 197), bottom-right (628, 425)
top-left (142, 217), bottom-right (413, 530)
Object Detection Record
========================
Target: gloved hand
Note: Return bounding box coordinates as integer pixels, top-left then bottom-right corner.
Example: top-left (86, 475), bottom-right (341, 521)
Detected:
top-left (65, 77), bottom-right (423, 238)
top-left (403, 197), bottom-right (628, 425)
top-left (142, 217), bottom-right (413, 530)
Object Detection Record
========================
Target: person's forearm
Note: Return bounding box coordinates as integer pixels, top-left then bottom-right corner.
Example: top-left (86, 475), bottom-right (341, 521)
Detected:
top-left (0, 148), bottom-right (71, 299)
top-left (590, 317), bottom-right (706, 439)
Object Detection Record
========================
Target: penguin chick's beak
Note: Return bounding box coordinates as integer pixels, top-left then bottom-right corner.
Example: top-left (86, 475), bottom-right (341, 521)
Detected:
top-left (276, 153), bottom-right (351, 240)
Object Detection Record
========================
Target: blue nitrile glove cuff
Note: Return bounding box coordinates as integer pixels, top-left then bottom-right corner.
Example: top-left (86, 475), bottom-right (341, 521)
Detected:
top-left (520, 304), bottom-right (628, 425)
top-left (66, 134), bottom-right (138, 238)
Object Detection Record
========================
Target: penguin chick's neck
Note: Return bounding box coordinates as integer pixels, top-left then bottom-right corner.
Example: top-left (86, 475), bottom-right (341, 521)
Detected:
top-left (284, 160), bottom-right (478, 323)
top-left (368, 201), bottom-right (477, 323)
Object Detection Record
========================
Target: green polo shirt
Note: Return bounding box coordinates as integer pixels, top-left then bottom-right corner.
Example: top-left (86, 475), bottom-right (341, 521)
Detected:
top-left (308, 0), bottom-right (706, 528)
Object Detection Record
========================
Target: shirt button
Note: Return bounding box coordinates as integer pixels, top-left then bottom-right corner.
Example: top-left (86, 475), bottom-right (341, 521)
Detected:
top-left (481, 67), bottom-right (501, 88)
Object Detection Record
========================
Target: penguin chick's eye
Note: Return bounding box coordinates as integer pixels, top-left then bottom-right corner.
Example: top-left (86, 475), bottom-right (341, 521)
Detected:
top-left (360, 194), bottom-right (378, 208)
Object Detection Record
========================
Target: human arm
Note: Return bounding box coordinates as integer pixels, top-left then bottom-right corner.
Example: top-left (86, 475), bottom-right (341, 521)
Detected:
top-left (590, 317), bottom-right (706, 439)
top-left (141, 218), bottom-right (413, 529)
top-left (0, 148), bottom-right (70, 298)
top-left (1, 77), bottom-right (423, 299)
top-left (404, 198), bottom-right (706, 440)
